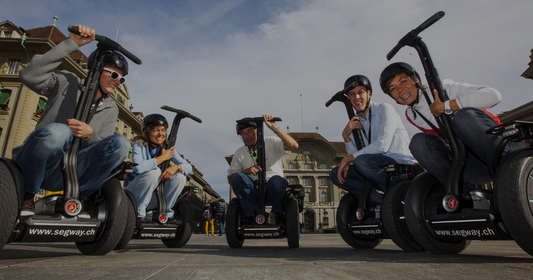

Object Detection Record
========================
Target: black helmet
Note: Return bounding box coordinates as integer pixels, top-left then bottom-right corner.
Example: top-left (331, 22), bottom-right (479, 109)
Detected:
top-left (379, 62), bottom-right (419, 95)
top-left (143, 114), bottom-right (168, 132)
top-left (342, 75), bottom-right (372, 94)
top-left (88, 50), bottom-right (129, 76)
top-left (236, 119), bottom-right (257, 135)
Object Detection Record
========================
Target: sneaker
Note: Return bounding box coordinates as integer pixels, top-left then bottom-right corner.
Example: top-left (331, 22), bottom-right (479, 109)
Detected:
top-left (20, 193), bottom-right (35, 216)
top-left (78, 211), bottom-right (91, 219)
top-left (275, 213), bottom-right (286, 226)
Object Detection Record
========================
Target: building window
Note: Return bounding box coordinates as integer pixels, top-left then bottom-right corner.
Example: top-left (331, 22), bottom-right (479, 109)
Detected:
top-left (303, 163), bottom-right (312, 170)
top-left (7, 60), bottom-right (20, 74)
top-left (320, 178), bottom-right (327, 186)
top-left (318, 163), bottom-right (327, 169)
top-left (304, 192), bottom-right (310, 202)
top-left (2, 30), bottom-right (12, 38)
top-left (123, 125), bottom-right (128, 136)
top-left (304, 177), bottom-right (312, 186)
top-left (35, 97), bottom-right (46, 116)
top-left (0, 89), bottom-right (11, 110)
top-left (288, 163), bottom-right (297, 169)
top-left (320, 192), bottom-right (328, 202)
top-left (287, 177), bottom-right (297, 185)
top-left (303, 150), bottom-right (311, 156)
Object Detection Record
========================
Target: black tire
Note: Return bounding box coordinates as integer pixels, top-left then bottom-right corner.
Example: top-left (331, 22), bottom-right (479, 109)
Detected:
top-left (337, 193), bottom-right (382, 249)
top-left (494, 149), bottom-right (533, 256)
top-left (285, 197), bottom-right (300, 248)
top-left (404, 172), bottom-right (470, 254)
top-left (162, 199), bottom-right (193, 248)
top-left (113, 192), bottom-right (136, 250)
top-left (382, 180), bottom-right (424, 252)
top-left (0, 162), bottom-right (19, 249)
top-left (76, 179), bottom-right (128, 255)
top-left (225, 198), bottom-right (244, 248)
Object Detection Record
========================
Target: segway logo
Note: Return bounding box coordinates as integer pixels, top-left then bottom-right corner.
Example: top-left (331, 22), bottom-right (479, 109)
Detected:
top-left (28, 228), bottom-right (96, 237)
top-left (352, 228), bottom-right (382, 235)
top-left (434, 227), bottom-right (496, 238)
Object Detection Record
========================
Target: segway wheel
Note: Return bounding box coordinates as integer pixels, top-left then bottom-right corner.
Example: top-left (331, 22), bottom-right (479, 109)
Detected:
top-left (0, 162), bottom-right (19, 249)
top-left (285, 196), bottom-right (300, 248)
top-left (337, 193), bottom-right (382, 249)
top-left (162, 198), bottom-right (193, 248)
top-left (113, 191), bottom-right (136, 250)
top-left (404, 172), bottom-right (470, 254)
top-left (76, 179), bottom-right (128, 255)
top-left (495, 149), bottom-right (533, 256)
top-left (382, 180), bottom-right (424, 252)
top-left (225, 198), bottom-right (244, 248)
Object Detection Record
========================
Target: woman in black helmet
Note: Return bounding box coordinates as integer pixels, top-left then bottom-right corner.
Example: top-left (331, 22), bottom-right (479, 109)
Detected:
top-left (15, 24), bottom-right (131, 216)
top-left (124, 114), bottom-right (192, 223)
top-left (379, 62), bottom-right (525, 188)
top-left (329, 75), bottom-right (415, 205)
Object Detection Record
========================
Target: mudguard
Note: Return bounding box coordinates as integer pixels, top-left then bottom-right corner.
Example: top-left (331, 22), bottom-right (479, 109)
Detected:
top-left (407, 171), bottom-right (440, 220)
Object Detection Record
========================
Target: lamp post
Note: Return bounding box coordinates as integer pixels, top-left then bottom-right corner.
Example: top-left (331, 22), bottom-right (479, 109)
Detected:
top-left (323, 209), bottom-right (328, 228)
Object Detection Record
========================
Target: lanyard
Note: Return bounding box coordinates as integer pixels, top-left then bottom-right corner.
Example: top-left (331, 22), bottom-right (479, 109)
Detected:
top-left (360, 106), bottom-right (372, 145)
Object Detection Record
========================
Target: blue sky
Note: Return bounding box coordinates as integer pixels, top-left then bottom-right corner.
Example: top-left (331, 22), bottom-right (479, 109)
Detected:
top-left (3, 0), bottom-right (533, 200)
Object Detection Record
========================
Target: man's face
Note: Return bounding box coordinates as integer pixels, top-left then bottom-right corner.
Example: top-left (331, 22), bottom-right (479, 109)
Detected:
top-left (239, 127), bottom-right (257, 147)
top-left (387, 73), bottom-right (419, 105)
top-left (148, 124), bottom-right (167, 146)
top-left (347, 86), bottom-right (371, 112)
top-left (99, 65), bottom-right (124, 95)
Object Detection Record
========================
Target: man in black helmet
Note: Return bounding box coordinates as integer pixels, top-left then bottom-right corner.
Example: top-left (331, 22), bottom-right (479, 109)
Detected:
top-left (329, 75), bottom-right (415, 205)
top-left (14, 24), bottom-right (131, 216)
top-left (227, 115), bottom-right (299, 225)
top-left (379, 62), bottom-right (525, 189)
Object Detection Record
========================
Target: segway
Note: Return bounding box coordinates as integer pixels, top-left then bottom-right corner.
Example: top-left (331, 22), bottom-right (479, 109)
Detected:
top-left (326, 90), bottom-right (424, 251)
top-left (0, 25), bottom-right (142, 254)
top-left (115, 106), bottom-right (201, 249)
top-left (225, 117), bottom-right (305, 248)
top-left (387, 11), bottom-right (533, 256)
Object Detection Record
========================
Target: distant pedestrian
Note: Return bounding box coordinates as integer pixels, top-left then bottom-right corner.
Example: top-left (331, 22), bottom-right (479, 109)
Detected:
top-left (203, 201), bottom-right (214, 236)
top-left (211, 198), bottom-right (226, 235)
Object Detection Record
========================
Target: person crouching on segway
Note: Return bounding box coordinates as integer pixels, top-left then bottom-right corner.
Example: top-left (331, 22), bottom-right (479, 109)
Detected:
top-left (14, 24), bottom-right (130, 216)
top-left (329, 75), bottom-right (416, 205)
top-left (124, 114), bottom-right (192, 223)
top-left (378, 62), bottom-right (526, 190)
top-left (227, 115), bottom-right (299, 226)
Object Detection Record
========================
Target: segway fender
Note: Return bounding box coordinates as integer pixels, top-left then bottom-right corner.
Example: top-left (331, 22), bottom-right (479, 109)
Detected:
top-left (407, 171), bottom-right (439, 220)
top-left (101, 179), bottom-right (124, 221)
top-left (176, 197), bottom-right (191, 222)
top-left (0, 158), bottom-right (25, 206)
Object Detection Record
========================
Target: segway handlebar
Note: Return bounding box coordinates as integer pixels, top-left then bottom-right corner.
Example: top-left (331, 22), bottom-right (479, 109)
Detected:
top-left (68, 25), bottom-right (142, 65)
top-left (236, 117), bottom-right (282, 124)
top-left (161, 105), bottom-right (202, 123)
top-left (386, 11), bottom-right (445, 61)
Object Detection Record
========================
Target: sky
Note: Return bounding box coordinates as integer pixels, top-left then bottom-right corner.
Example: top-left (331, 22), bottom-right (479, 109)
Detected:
top-left (3, 0), bottom-right (533, 200)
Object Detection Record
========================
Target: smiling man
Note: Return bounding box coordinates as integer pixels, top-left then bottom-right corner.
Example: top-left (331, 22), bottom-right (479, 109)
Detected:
top-left (328, 75), bottom-right (415, 205)
top-left (14, 24), bottom-right (131, 216)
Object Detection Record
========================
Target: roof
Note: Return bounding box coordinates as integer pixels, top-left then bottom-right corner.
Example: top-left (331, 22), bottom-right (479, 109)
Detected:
top-left (289, 132), bottom-right (346, 155)
top-left (521, 49), bottom-right (533, 80)
top-left (25, 25), bottom-right (87, 63)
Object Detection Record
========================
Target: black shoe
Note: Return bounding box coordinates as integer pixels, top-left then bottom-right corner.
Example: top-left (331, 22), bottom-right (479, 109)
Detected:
top-left (20, 193), bottom-right (36, 216)
top-left (242, 216), bottom-right (254, 225)
top-left (275, 213), bottom-right (286, 226)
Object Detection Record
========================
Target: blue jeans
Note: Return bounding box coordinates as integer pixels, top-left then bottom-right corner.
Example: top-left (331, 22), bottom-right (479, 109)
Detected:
top-left (329, 154), bottom-right (399, 205)
top-left (216, 214), bottom-right (225, 234)
top-left (230, 173), bottom-right (287, 217)
top-left (409, 108), bottom-right (526, 187)
top-left (14, 123), bottom-right (130, 199)
top-left (125, 170), bottom-right (186, 219)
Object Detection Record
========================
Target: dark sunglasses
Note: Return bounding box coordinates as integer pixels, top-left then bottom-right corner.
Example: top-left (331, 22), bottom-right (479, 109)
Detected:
top-left (103, 67), bottom-right (126, 84)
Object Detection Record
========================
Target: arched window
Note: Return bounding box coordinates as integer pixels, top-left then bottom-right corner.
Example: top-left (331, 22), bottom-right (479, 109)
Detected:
top-left (288, 163), bottom-right (297, 170)
top-left (303, 150), bottom-right (311, 156)
top-left (304, 177), bottom-right (312, 186)
top-left (303, 163), bottom-right (312, 170)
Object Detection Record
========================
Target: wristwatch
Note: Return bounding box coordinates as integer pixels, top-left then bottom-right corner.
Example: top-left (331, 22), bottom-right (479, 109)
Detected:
top-left (444, 100), bottom-right (453, 115)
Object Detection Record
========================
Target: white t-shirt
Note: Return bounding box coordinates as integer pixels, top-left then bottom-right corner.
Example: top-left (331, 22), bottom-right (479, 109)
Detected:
top-left (227, 136), bottom-right (290, 181)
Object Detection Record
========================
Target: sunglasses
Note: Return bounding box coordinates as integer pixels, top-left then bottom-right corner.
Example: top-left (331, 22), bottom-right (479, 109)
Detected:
top-left (103, 67), bottom-right (126, 84)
